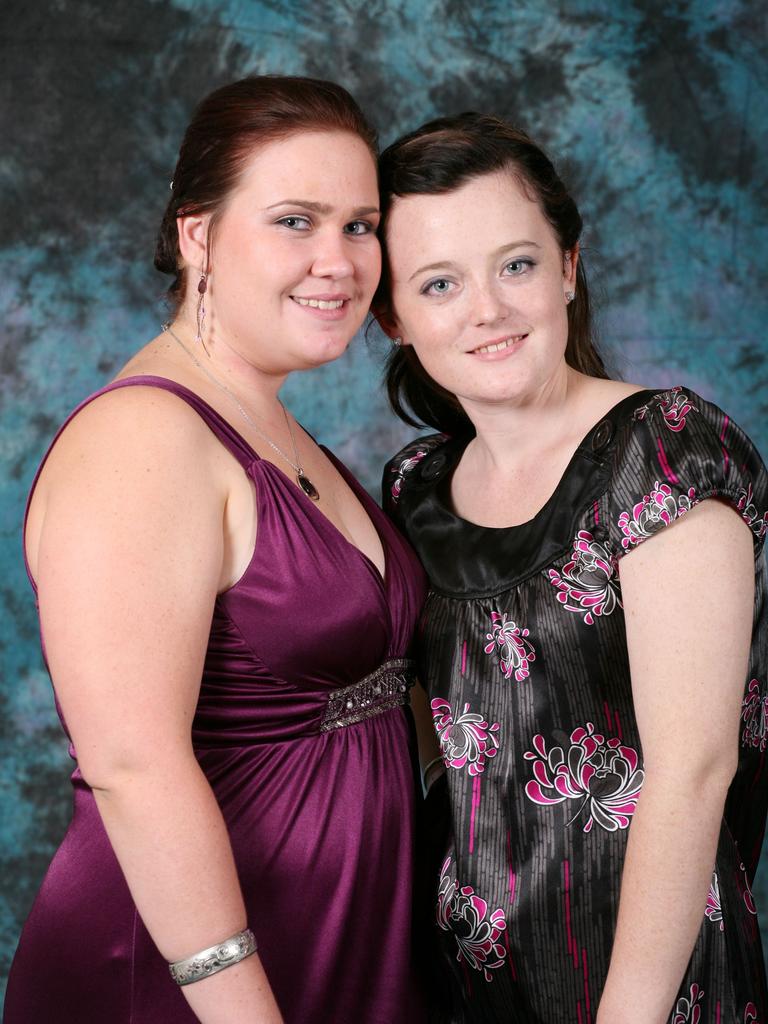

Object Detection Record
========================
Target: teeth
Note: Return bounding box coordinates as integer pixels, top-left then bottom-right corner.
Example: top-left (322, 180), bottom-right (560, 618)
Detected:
top-left (293, 297), bottom-right (345, 309)
top-left (475, 335), bottom-right (524, 354)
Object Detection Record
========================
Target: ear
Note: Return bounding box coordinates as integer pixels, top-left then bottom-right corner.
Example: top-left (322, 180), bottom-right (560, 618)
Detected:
top-left (563, 243), bottom-right (579, 289)
top-left (371, 305), bottom-right (408, 346)
top-left (177, 214), bottom-right (210, 273)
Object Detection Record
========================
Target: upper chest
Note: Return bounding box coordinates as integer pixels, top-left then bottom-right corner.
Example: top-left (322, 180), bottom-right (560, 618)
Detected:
top-left (449, 444), bottom-right (586, 529)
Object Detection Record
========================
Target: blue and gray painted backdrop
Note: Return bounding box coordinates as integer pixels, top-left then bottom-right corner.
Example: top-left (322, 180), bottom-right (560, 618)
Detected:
top-left (1, 0), bottom-right (766, 996)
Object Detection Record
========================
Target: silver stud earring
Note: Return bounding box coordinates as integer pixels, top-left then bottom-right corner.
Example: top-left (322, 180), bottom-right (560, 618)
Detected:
top-left (392, 336), bottom-right (403, 347)
top-left (565, 291), bottom-right (575, 304)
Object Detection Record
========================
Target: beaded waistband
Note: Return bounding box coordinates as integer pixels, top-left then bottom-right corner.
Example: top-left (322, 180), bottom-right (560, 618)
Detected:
top-left (320, 658), bottom-right (416, 732)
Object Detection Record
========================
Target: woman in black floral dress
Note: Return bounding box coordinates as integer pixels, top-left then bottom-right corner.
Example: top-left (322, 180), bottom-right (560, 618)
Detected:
top-left (377, 114), bottom-right (768, 1023)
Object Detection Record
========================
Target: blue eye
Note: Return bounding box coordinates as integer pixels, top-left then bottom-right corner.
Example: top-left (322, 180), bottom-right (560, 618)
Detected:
top-left (343, 220), bottom-right (374, 235)
top-left (503, 258), bottom-right (534, 276)
top-left (277, 216), bottom-right (311, 230)
top-left (422, 278), bottom-right (453, 296)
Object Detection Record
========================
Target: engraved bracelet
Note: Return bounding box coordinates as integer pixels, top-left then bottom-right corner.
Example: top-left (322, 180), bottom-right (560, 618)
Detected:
top-left (169, 928), bottom-right (257, 986)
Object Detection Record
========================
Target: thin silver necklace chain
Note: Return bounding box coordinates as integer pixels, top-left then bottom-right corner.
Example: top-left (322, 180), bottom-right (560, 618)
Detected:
top-left (163, 325), bottom-right (320, 499)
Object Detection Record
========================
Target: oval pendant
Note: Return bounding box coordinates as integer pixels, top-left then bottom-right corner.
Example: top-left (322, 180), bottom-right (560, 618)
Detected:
top-left (298, 472), bottom-right (320, 501)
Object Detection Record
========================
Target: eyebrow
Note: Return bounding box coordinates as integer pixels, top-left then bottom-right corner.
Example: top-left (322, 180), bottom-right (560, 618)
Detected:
top-left (265, 199), bottom-right (380, 217)
top-left (408, 239), bottom-right (541, 281)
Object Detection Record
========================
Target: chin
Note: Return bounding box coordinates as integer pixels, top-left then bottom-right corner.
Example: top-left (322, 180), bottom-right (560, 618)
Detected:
top-left (301, 337), bottom-right (353, 369)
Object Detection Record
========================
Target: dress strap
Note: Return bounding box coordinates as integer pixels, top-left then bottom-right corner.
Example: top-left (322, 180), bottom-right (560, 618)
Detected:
top-left (23, 375), bottom-right (260, 588)
top-left (106, 375), bottom-right (260, 468)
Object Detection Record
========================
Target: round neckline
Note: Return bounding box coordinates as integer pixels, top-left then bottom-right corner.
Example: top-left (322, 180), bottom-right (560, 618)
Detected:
top-left (430, 387), bottom-right (651, 534)
top-left (398, 386), bottom-right (660, 599)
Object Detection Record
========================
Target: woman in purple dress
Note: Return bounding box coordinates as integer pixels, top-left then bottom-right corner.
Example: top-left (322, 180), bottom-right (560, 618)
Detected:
top-left (4, 76), bottom-right (428, 1024)
top-left (377, 113), bottom-right (768, 1022)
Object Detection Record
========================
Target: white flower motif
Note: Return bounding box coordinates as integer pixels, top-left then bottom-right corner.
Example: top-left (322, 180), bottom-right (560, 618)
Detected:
top-left (436, 857), bottom-right (507, 982)
top-left (617, 482), bottom-right (697, 550)
top-left (548, 530), bottom-right (622, 625)
top-left (431, 699), bottom-right (500, 776)
top-left (484, 611), bottom-right (536, 680)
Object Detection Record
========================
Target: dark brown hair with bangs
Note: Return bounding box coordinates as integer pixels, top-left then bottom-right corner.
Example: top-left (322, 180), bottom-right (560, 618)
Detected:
top-left (155, 74), bottom-right (378, 308)
top-left (375, 112), bottom-right (608, 436)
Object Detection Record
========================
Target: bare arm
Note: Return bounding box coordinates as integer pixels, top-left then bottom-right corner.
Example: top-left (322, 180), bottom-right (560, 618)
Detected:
top-left (33, 389), bottom-right (283, 1023)
top-left (596, 500), bottom-right (754, 1022)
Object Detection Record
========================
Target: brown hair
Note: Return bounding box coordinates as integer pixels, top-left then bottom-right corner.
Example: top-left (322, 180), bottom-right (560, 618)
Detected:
top-left (376, 112), bottom-right (608, 436)
top-left (155, 74), bottom-right (378, 307)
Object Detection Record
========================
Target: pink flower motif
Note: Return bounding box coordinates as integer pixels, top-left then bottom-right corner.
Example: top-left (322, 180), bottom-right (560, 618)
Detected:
top-left (390, 449), bottom-right (429, 502)
top-left (431, 698), bottom-right (500, 777)
top-left (436, 857), bottom-right (507, 981)
top-left (524, 722), bottom-right (644, 833)
top-left (633, 386), bottom-right (696, 432)
top-left (617, 482), bottom-right (698, 550)
top-left (705, 871), bottom-right (724, 931)
top-left (548, 530), bottom-right (622, 625)
top-left (741, 679), bottom-right (768, 752)
top-left (743, 1002), bottom-right (759, 1023)
top-left (484, 611), bottom-right (536, 680)
top-left (671, 983), bottom-right (705, 1024)
top-left (740, 862), bottom-right (758, 916)
top-left (737, 484), bottom-right (768, 541)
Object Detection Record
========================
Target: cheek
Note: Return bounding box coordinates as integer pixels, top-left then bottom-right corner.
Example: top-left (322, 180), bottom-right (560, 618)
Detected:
top-left (360, 245), bottom-right (382, 288)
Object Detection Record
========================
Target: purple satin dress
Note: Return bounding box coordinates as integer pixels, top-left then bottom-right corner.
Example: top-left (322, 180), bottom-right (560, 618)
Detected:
top-left (4, 376), bottom-right (428, 1024)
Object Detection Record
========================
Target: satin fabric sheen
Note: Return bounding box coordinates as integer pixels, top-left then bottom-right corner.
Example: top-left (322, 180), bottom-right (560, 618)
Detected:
top-left (4, 376), bottom-right (429, 1024)
top-left (385, 387), bottom-right (768, 1023)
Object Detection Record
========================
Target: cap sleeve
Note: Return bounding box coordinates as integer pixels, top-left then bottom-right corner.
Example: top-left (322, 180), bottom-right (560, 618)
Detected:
top-left (382, 433), bottom-right (449, 524)
top-left (607, 386), bottom-right (768, 561)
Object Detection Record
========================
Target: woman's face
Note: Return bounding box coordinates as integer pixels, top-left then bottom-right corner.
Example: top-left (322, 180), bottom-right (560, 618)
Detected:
top-left (384, 169), bottom-right (577, 410)
top-left (192, 130), bottom-right (381, 374)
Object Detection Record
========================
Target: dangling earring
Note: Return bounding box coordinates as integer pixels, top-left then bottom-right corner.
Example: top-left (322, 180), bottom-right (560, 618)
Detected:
top-left (195, 271), bottom-right (207, 344)
top-left (565, 291), bottom-right (575, 304)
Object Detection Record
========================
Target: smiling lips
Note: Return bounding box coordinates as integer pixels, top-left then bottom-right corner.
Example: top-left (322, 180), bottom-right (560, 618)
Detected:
top-left (472, 333), bottom-right (528, 355)
top-left (290, 294), bottom-right (350, 321)
top-left (292, 296), bottom-right (346, 310)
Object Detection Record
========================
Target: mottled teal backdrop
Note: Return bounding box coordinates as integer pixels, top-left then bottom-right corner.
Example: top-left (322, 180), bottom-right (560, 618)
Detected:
top-left (2, 0), bottom-right (766, 999)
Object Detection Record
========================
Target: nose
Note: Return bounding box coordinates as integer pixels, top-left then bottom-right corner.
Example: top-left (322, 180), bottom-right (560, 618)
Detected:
top-left (471, 280), bottom-right (510, 327)
top-left (310, 229), bottom-right (355, 280)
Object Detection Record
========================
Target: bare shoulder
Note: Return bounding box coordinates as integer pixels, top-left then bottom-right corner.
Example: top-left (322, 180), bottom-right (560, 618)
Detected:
top-left (582, 376), bottom-right (648, 411)
top-left (26, 384), bottom-right (228, 579)
top-left (41, 384), bottom-right (220, 487)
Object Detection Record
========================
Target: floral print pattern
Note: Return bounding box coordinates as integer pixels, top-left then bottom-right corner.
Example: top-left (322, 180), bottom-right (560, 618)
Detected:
top-left (390, 448), bottom-right (429, 503)
top-left (740, 862), bottom-right (758, 916)
top-left (617, 481), bottom-right (698, 550)
top-left (634, 386), bottom-right (696, 432)
top-left (671, 983), bottom-right (705, 1023)
top-left (548, 530), bottom-right (622, 625)
top-left (484, 611), bottom-right (536, 680)
top-left (431, 698), bottom-right (500, 776)
top-left (741, 679), bottom-right (768, 752)
top-left (385, 387), bottom-right (768, 1020)
top-left (436, 857), bottom-right (507, 981)
top-left (737, 484), bottom-right (768, 541)
top-left (705, 871), bottom-right (724, 931)
top-left (524, 722), bottom-right (644, 832)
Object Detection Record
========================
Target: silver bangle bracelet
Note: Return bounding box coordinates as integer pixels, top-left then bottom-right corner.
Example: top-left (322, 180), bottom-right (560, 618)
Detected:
top-left (169, 927), bottom-right (257, 986)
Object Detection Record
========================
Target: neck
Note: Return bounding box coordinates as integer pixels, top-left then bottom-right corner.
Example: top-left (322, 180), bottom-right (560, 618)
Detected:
top-left (168, 316), bottom-right (288, 413)
top-left (459, 365), bottom-right (586, 472)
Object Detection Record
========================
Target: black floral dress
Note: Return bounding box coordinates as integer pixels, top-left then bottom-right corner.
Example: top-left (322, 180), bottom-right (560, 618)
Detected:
top-left (385, 387), bottom-right (768, 1024)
